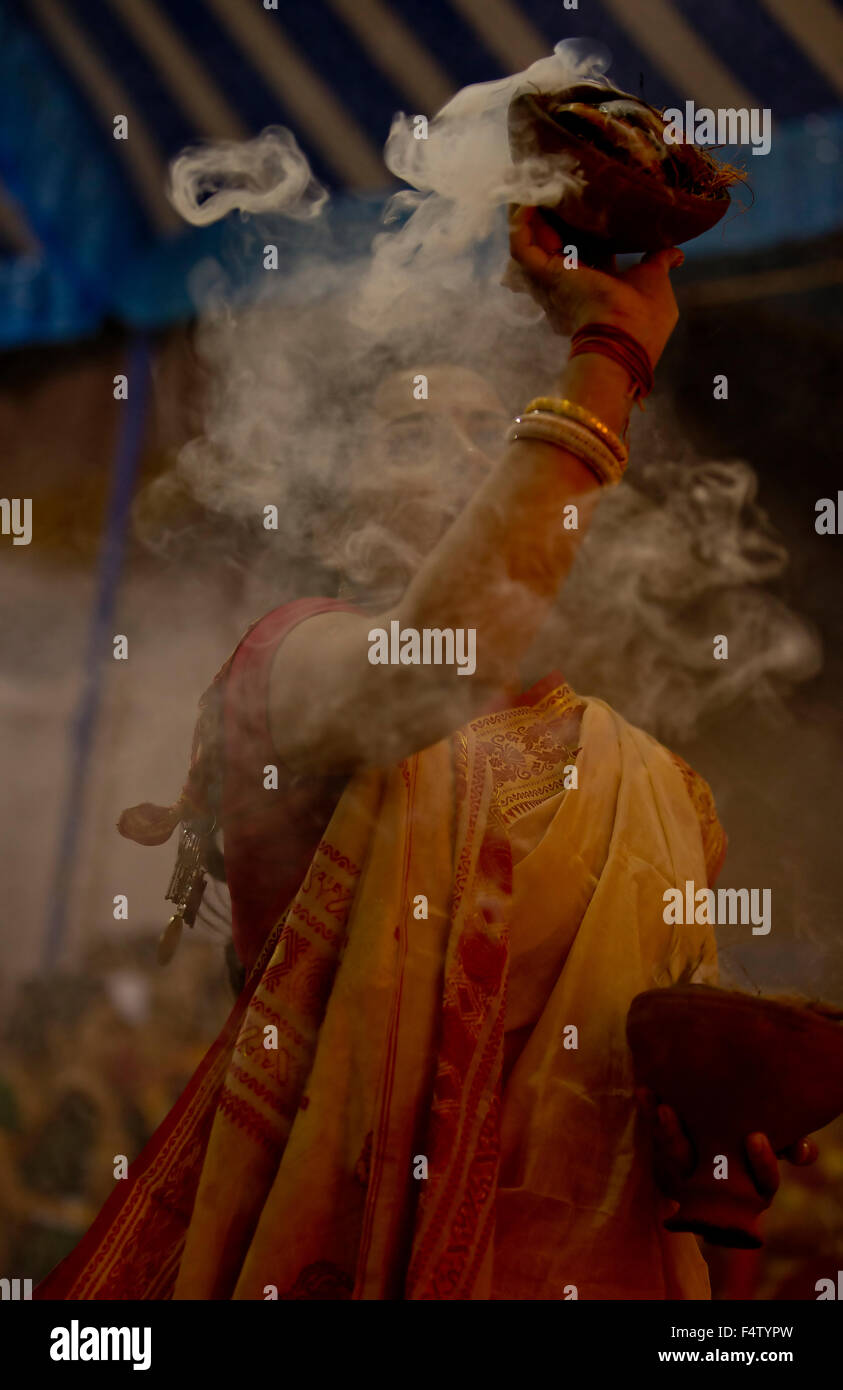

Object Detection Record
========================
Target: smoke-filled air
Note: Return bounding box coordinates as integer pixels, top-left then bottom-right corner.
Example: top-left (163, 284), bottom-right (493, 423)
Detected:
top-left (150, 37), bottom-right (821, 742)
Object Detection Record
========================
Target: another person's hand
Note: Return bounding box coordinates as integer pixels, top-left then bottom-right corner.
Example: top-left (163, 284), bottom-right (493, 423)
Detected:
top-left (635, 1087), bottom-right (819, 1207)
top-left (507, 205), bottom-right (682, 368)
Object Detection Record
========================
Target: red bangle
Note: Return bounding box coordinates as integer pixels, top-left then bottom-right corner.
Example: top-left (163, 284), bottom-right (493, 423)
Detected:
top-left (569, 323), bottom-right (655, 402)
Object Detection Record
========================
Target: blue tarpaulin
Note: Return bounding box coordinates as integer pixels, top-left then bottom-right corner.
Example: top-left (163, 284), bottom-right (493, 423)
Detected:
top-left (2, 0), bottom-right (843, 346)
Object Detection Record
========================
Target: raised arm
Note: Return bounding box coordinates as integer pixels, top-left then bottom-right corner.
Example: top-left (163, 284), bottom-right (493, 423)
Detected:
top-left (269, 212), bottom-right (684, 773)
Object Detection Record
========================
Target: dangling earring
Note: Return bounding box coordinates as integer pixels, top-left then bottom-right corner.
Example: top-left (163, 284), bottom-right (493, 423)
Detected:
top-left (158, 816), bottom-right (215, 965)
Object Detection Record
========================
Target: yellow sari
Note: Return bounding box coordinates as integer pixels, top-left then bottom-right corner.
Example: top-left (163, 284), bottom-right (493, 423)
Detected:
top-left (36, 677), bottom-right (723, 1300)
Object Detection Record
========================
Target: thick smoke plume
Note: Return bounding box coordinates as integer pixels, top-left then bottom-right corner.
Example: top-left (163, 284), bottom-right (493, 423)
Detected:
top-left (149, 37), bottom-right (821, 741)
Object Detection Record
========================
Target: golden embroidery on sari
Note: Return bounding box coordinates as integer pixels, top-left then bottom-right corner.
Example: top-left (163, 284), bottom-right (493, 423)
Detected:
top-left (458, 682), bottom-right (584, 826)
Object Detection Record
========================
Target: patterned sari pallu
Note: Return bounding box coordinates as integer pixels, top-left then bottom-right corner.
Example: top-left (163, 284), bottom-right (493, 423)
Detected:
top-left (36, 678), bottom-right (722, 1301)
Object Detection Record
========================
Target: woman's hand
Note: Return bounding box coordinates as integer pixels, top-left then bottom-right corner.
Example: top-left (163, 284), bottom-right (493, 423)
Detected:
top-left (507, 205), bottom-right (683, 368)
top-left (635, 1088), bottom-right (819, 1206)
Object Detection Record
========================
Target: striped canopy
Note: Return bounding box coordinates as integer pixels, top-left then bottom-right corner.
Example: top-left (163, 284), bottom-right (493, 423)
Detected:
top-left (3, 0), bottom-right (843, 344)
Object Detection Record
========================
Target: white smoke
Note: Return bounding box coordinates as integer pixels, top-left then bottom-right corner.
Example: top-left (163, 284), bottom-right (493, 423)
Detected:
top-left (146, 37), bottom-right (821, 740)
top-left (168, 125), bottom-right (328, 225)
top-left (531, 450), bottom-right (822, 737)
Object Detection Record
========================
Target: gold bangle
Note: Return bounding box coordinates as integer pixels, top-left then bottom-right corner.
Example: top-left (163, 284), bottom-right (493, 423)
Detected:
top-left (523, 397), bottom-right (628, 464)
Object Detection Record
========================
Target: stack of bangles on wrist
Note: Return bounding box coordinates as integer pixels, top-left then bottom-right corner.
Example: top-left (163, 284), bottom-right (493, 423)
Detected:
top-left (505, 323), bottom-right (654, 487)
top-left (506, 398), bottom-right (628, 486)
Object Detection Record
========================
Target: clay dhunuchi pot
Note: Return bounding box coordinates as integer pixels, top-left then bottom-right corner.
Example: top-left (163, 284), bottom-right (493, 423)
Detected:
top-left (507, 82), bottom-right (737, 259)
top-left (626, 985), bottom-right (843, 1248)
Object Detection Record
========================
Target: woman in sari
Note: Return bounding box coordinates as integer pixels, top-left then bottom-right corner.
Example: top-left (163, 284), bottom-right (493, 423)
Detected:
top-left (36, 207), bottom-right (815, 1302)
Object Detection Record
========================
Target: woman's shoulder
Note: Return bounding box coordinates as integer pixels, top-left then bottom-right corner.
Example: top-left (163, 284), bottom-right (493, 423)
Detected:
top-left (209, 596), bottom-right (365, 701)
top-left (117, 597), bottom-right (354, 845)
top-left (209, 597), bottom-right (351, 684)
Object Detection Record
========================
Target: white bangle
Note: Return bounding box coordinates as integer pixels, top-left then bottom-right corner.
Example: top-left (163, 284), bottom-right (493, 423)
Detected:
top-left (506, 411), bottom-right (625, 486)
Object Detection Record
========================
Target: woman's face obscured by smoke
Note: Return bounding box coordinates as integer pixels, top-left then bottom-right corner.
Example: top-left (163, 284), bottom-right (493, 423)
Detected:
top-left (324, 365), bottom-right (508, 599)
